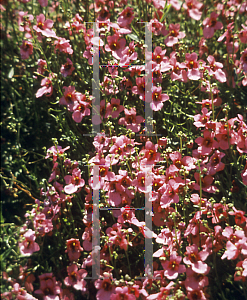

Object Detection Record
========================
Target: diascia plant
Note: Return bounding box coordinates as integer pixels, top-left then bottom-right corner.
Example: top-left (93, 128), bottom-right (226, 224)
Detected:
top-left (1, 0), bottom-right (247, 300)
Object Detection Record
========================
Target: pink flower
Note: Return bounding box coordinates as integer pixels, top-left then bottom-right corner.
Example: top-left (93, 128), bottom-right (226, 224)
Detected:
top-left (72, 96), bottom-right (91, 123)
top-left (82, 227), bottom-right (92, 251)
top-left (110, 286), bottom-right (136, 300)
top-left (161, 252), bottom-right (186, 279)
top-left (117, 7), bottom-right (135, 27)
top-left (241, 161), bottom-right (247, 186)
top-left (61, 58), bottom-right (75, 77)
top-left (147, 18), bottom-right (163, 35)
top-left (195, 129), bottom-right (218, 155)
top-left (185, 52), bottom-right (201, 80)
top-left (132, 171), bottom-right (152, 194)
top-left (19, 229), bottom-right (40, 256)
top-left (159, 182), bottom-right (179, 208)
top-left (45, 145), bottom-right (70, 163)
top-left (105, 98), bottom-right (124, 118)
top-left (36, 74), bottom-right (54, 98)
top-left (120, 41), bottom-right (138, 66)
top-left (59, 86), bottom-right (78, 111)
top-left (54, 37), bottom-right (73, 54)
top-left (64, 264), bottom-right (87, 291)
top-left (151, 86), bottom-right (169, 111)
top-left (183, 244), bottom-right (210, 274)
top-left (33, 212), bottom-right (53, 236)
top-left (132, 77), bottom-right (146, 100)
top-left (205, 150), bottom-right (225, 175)
top-left (65, 238), bottom-right (83, 261)
top-left (169, 52), bottom-right (187, 82)
top-left (37, 59), bottom-right (47, 75)
top-left (35, 273), bottom-right (61, 299)
top-left (193, 107), bottom-right (211, 128)
top-left (239, 24), bottom-right (247, 43)
top-left (38, 0), bottom-right (48, 7)
top-left (152, 46), bottom-right (167, 64)
top-left (169, 151), bottom-right (196, 171)
top-left (184, 267), bottom-right (209, 291)
top-left (139, 140), bottom-right (161, 165)
top-left (162, 23), bottom-right (185, 47)
top-left (240, 49), bottom-right (247, 73)
top-left (203, 12), bottom-right (223, 39)
top-left (183, 0), bottom-right (203, 21)
top-left (33, 14), bottom-right (57, 39)
top-left (234, 259), bottom-right (247, 281)
top-left (20, 40), bottom-right (33, 60)
top-left (95, 272), bottom-right (115, 300)
top-left (193, 172), bottom-right (216, 193)
top-left (118, 107), bottom-right (144, 133)
top-left (105, 34), bottom-right (126, 60)
top-left (64, 168), bottom-right (85, 194)
top-left (117, 206), bottom-right (137, 224)
top-left (206, 55), bottom-right (226, 83)
top-left (217, 22), bottom-right (239, 54)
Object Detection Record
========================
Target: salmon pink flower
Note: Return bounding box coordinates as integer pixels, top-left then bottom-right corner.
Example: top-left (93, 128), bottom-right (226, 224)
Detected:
top-left (120, 41), bottom-right (138, 66)
top-left (169, 52), bottom-right (187, 82)
top-left (183, 244), bottom-right (210, 274)
top-left (211, 203), bottom-right (228, 223)
top-left (203, 12), bottom-right (223, 39)
top-left (221, 237), bottom-right (247, 260)
top-left (19, 229), bottom-right (40, 256)
top-left (64, 264), bottom-right (87, 291)
top-left (64, 168), bottom-right (85, 194)
top-left (65, 238), bottom-right (83, 261)
top-left (20, 40), bottom-right (33, 60)
top-left (117, 206), bottom-right (137, 224)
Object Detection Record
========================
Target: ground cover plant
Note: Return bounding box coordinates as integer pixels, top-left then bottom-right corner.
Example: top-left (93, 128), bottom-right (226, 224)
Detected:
top-left (1, 0), bottom-right (247, 299)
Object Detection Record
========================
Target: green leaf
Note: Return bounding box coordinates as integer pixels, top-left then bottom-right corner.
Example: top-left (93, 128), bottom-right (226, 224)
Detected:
top-left (127, 34), bottom-right (140, 42)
